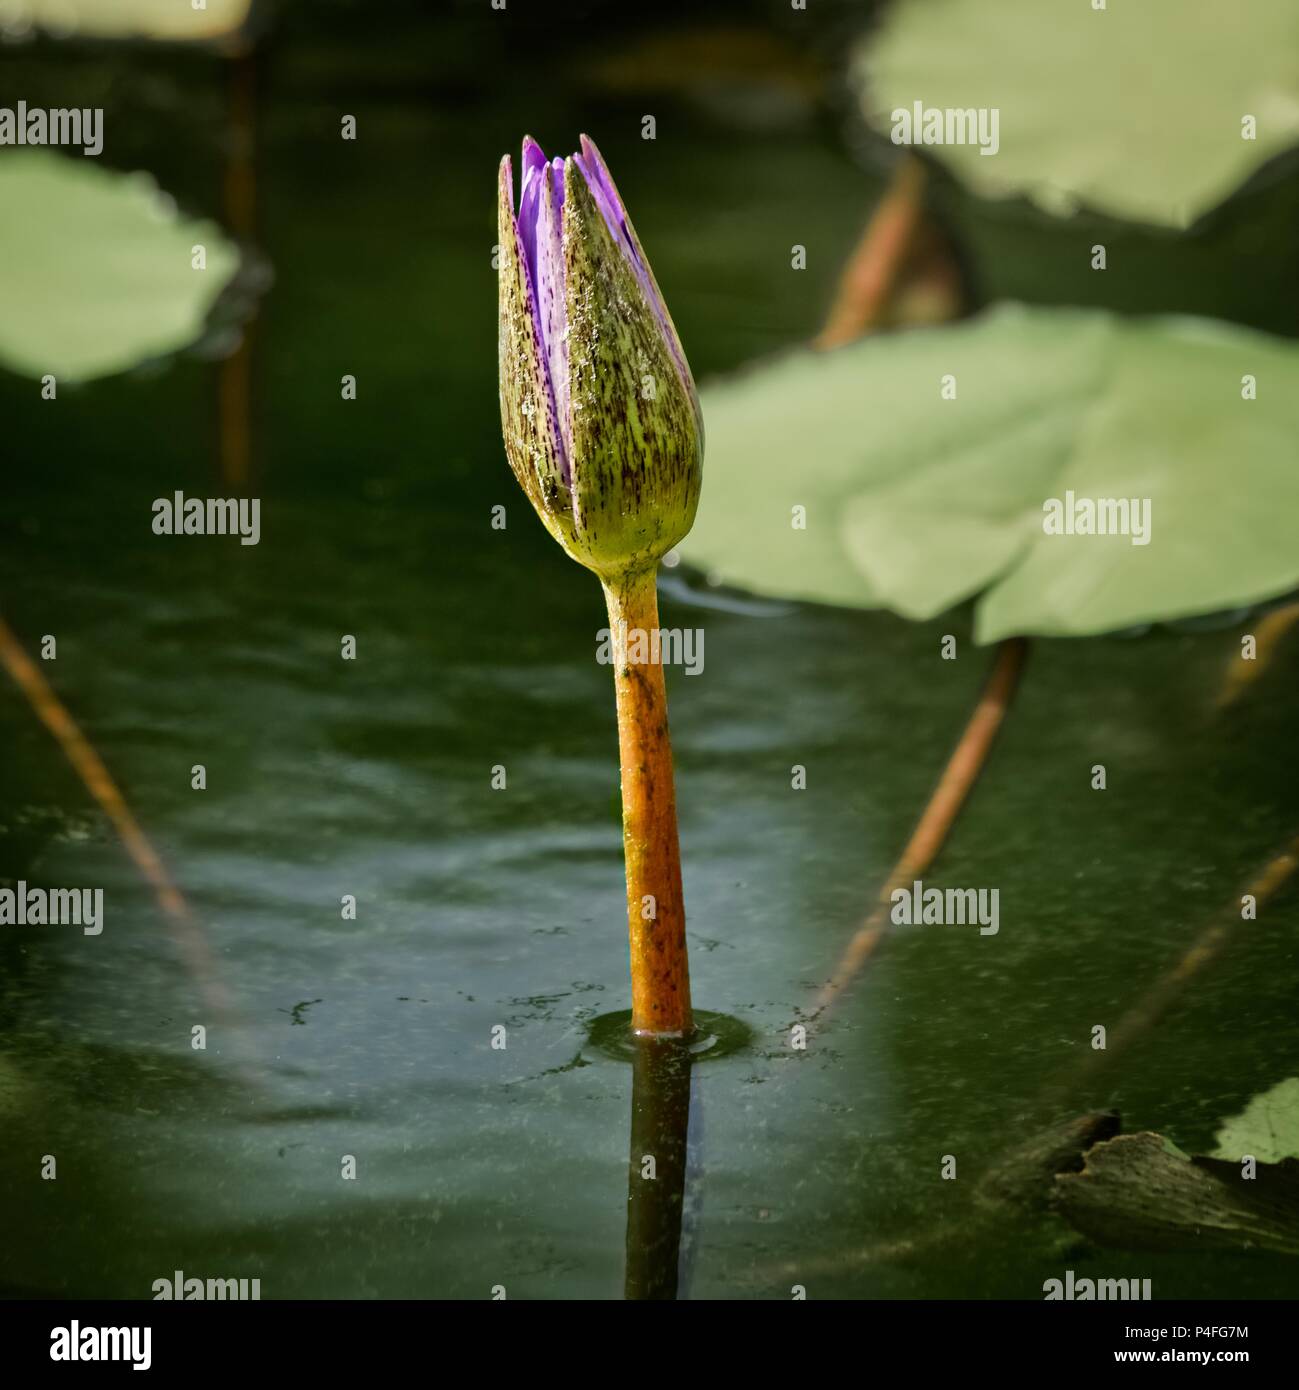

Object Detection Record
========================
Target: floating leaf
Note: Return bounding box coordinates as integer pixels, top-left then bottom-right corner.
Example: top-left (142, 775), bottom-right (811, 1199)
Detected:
top-left (680, 305), bottom-right (1299, 642)
top-left (0, 151), bottom-right (240, 382)
top-left (1212, 1077), bottom-right (1299, 1164)
top-left (0, 0), bottom-right (252, 42)
top-left (855, 0), bottom-right (1299, 228)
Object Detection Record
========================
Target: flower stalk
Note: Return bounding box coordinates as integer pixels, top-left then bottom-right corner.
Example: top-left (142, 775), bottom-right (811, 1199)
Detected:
top-left (603, 568), bottom-right (692, 1036)
top-left (497, 134), bottom-right (703, 1039)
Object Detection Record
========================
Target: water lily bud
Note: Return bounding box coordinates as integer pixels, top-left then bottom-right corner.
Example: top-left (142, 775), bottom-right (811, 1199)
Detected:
top-left (498, 134), bottom-right (703, 579)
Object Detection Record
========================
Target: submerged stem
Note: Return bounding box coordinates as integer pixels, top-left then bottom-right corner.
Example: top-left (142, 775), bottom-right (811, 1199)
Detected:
top-left (602, 568), bottom-right (693, 1037)
top-left (0, 612), bottom-right (248, 1069)
top-left (812, 636), bottom-right (1029, 1019)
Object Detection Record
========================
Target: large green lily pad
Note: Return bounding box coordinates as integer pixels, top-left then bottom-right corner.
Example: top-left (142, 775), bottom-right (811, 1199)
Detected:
top-left (0, 151), bottom-right (240, 382)
top-left (855, 0), bottom-right (1299, 229)
top-left (0, 0), bottom-right (251, 41)
top-left (680, 305), bottom-right (1299, 642)
top-left (1212, 1078), bottom-right (1299, 1164)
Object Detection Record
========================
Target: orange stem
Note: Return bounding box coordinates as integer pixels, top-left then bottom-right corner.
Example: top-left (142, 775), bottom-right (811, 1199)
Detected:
top-left (814, 636), bottom-right (1028, 1017)
top-left (814, 156), bottom-right (927, 350)
top-left (0, 613), bottom-right (229, 1015)
top-left (603, 569), bottom-right (692, 1037)
top-left (1215, 602), bottom-right (1299, 711)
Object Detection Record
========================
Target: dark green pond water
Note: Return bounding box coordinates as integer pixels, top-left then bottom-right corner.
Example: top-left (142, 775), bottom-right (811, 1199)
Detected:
top-left (1, 2), bottom-right (1297, 1299)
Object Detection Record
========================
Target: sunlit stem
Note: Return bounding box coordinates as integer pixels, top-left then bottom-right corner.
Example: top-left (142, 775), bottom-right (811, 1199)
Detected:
top-left (602, 566), bottom-right (693, 1038)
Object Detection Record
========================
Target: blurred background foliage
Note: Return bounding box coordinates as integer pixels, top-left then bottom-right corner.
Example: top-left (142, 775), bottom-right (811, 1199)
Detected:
top-left (859, 0), bottom-right (1299, 230)
top-left (684, 307), bottom-right (1299, 640)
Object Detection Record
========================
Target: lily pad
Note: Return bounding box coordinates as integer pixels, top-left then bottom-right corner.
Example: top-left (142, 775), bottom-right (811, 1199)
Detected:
top-left (680, 305), bottom-right (1299, 642)
top-left (855, 0), bottom-right (1299, 228)
top-left (0, 0), bottom-right (252, 42)
top-left (1212, 1077), bottom-right (1299, 1164)
top-left (0, 151), bottom-right (240, 382)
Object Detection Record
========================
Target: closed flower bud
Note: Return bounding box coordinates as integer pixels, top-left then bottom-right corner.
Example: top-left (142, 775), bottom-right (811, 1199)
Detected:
top-left (498, 134), bottom-right (703, 579)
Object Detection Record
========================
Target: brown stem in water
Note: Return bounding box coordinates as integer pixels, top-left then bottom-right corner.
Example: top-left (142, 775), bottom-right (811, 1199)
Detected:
top-left (0, 613), bottom-right (232, 1022)
top-left (603, 569), bottom-right (693, 1037)
top-left (814, 156), bottom-right (927, 350)
top-left (1038, 828), bottom-right (1299, 1108)
top-left (1215, 602), bottom-right (1299, 711)
top-left (813, 637), bottom-right (1028, 1018)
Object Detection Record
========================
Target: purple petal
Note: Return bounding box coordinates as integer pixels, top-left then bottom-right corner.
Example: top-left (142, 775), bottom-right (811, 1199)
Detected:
top-left (516, 136), bottom-right (548, 308)
top-left (509, 133), bottom-right (697, 485)
top-left (508, 140), bottom-right (570, 482)
top-left (574, 134), bottom-right (693, 408)
top-left (575, 137), bottom-right (665, 324)
top-left (535, 160), bottom-right (570, 480)
top-left (550, 156), bottom-right (565, 217)
top-left (574, 135), bottom-right (636, 262)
